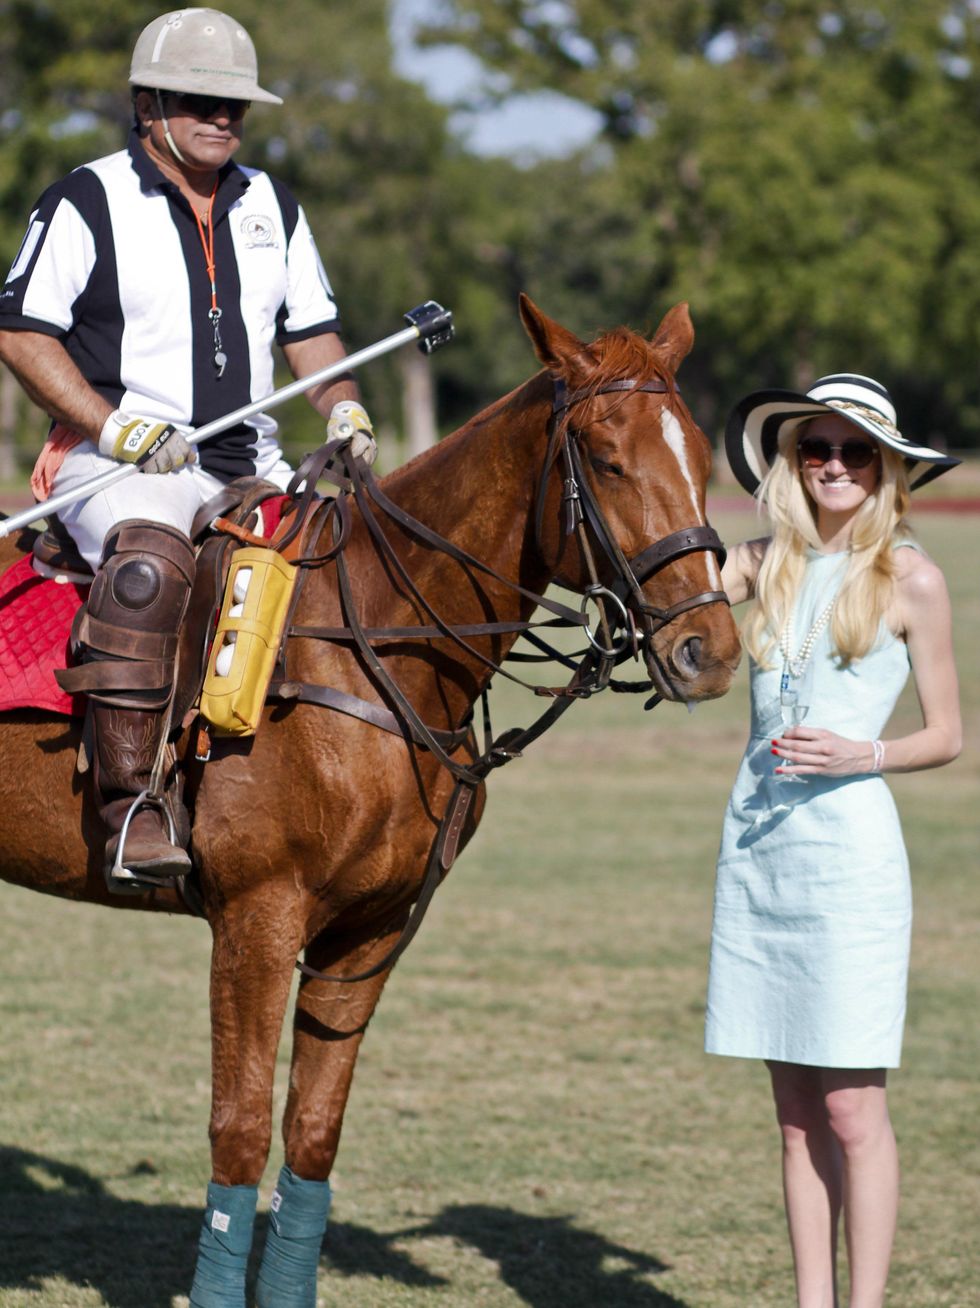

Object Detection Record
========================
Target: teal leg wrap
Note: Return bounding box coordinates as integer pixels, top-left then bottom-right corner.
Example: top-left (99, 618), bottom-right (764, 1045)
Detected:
top-left (188, 1181), bottom-right (258, 1308)
top-left (255, 1165), bottom-right (332, 1308)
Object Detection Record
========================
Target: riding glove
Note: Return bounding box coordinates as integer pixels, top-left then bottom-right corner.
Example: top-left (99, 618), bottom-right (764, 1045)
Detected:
top-left (326, 400), bottom-right (378, 465)
top-left (99, 409), bottom-right (196, 474)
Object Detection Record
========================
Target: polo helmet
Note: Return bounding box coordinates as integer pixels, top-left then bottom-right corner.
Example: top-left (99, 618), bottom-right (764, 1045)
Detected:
top-left (129, 8), bottom-right (283, 105)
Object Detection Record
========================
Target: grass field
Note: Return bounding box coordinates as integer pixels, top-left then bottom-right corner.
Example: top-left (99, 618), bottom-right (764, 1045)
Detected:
top-left (0, 508), bottom-right (976, 1308)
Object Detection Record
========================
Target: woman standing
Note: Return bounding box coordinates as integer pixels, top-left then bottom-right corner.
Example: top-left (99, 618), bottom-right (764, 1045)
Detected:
top-left (706, 374), bottom-right (962, 1308)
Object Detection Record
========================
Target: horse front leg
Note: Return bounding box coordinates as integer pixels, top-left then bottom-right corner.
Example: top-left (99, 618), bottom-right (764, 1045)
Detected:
top-left (190, 890), bottom-right (306, 1308)
top-left (255, 921), bottom-right (405, 1308)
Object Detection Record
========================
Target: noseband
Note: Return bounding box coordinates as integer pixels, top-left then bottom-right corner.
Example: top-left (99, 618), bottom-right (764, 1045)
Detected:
top-left (538, 375), bottom-right (729, 696)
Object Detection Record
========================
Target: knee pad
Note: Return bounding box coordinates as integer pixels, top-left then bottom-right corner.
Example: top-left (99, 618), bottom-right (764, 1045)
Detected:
top-left (91, 520), bottom-right (196, 633)
top-left (60, 521), bottom-right (197, 706)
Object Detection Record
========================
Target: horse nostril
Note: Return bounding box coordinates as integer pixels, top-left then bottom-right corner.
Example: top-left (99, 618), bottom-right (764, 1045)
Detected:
top-left (678, 635), bottom-right (702, 674)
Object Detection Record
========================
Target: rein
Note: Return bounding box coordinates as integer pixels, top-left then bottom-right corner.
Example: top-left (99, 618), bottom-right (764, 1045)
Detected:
top-left (265, 375), bottom-right (728, 984)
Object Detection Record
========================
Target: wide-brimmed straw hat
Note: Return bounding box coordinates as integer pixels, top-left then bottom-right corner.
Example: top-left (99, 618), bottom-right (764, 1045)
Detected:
top-left (725, 373), bottom-right (960, 494)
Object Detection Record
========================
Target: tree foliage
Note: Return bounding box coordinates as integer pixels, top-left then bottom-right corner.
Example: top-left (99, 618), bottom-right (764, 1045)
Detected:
top-left (417, 0), bottom-right (980, 448)
top-left (1, 0), bottom-right (978, 463)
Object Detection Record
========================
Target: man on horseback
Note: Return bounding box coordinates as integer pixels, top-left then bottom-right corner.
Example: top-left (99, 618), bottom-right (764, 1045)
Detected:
top-left (0, 8), bottom-right (376, 885)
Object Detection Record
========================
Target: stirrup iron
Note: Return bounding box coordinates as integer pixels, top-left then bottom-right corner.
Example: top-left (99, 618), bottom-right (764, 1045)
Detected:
top-left (106, 789), bottom-right (183, 893)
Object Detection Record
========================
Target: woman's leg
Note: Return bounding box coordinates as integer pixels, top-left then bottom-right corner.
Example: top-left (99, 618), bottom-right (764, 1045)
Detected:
top-left (821, 1069), bottom-right (897, 1308)
top-left (768, 1061), bottom-right (842, 1308)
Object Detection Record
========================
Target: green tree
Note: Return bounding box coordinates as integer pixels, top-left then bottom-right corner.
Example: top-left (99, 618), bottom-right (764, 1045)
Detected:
top-left (417, 0), bottom-right (980, 450)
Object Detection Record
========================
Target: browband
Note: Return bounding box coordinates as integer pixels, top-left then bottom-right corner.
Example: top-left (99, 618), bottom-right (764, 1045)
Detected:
top-left (552, 376), bottom-right (672, 415)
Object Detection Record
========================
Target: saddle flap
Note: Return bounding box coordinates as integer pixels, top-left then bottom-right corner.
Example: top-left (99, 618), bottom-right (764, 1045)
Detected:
top-left (173, 533), bottom-right (237, 727)
top-left (31, 519), bottom-right (94, 583)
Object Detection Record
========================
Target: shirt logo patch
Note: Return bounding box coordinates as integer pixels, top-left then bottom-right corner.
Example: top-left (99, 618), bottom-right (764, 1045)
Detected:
top-left (241, 214), bottom-right (279, 249)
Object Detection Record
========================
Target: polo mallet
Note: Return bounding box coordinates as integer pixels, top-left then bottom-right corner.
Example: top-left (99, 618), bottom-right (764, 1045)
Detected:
top-left (0, 300), bottom-right (454, 538)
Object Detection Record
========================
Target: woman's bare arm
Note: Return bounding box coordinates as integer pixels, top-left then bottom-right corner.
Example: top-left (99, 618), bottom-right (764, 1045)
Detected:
top-left (721, 537), bottom-right (768, 606)
top-left (776, 551), bottom-right (961, 777)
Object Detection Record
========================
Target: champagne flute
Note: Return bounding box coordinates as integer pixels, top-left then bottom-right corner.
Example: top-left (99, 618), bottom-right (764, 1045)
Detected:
top-left (777, 661), bottom-right (812, 786)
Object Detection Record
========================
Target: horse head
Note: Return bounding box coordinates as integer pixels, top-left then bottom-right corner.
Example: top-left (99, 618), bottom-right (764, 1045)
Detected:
top-left (519, 293), bottom-right (741, 703)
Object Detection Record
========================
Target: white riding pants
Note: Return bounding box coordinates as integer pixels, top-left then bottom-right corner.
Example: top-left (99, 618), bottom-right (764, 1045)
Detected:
top-left (52, 440), bottom-right (294, 570)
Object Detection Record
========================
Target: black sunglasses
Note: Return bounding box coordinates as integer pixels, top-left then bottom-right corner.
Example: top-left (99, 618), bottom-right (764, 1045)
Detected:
top-left (798, 436), bottom-right (880, 470)
top-left (169, 92), bottom-right (250, 121)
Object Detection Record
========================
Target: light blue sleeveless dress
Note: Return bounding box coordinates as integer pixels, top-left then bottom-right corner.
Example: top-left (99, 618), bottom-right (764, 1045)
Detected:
top-left (704, 545), bottom-right (917, 1068)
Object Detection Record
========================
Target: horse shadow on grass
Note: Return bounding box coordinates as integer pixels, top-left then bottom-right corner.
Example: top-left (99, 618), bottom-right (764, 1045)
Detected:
top-left (0, 1146), bottom-right (440, 1307)
top-left (0, 1148), bottom-right (689, 1307)
top-left (0, 1146), bottom-right (202, 1307)
top-left (345, 1203), bottom-right (691, 1307)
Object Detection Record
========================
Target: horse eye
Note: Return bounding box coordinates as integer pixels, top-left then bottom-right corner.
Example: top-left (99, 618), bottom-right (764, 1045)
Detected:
top-left (590, 456), bottom-right (624, 477)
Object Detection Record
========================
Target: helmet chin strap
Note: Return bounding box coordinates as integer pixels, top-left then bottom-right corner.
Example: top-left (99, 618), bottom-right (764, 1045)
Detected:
top-left (155, 89), bottom-right (188, 165)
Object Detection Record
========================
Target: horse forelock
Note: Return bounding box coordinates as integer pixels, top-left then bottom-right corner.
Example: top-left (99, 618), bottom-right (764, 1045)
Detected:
top-left (582, 326), bottom-right (674, 395)
top-left (548, 327), bottom-right (680, 453)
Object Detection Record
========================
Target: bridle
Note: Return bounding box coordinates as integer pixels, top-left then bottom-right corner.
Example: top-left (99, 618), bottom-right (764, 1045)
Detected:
top-left (538, 375), bottom-right (729, 699)
top-left (275, 371), bottom-right (731, 747)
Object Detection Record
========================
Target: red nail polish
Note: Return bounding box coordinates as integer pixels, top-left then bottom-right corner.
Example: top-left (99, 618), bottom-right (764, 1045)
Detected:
top-left (771, 748), bottom-right (778, 755)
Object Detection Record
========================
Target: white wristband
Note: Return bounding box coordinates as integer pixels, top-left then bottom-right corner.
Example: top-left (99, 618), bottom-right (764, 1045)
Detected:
top-left (871, 739), bottom-right (885, 772)
top-left (98, 409), bottom-right (131, 457)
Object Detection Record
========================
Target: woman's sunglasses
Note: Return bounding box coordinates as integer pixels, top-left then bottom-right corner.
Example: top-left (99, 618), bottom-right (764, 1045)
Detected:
top-left (169, 92), bottom-right (250, 122)
top-left (797, 436), bottom-right (880, 470)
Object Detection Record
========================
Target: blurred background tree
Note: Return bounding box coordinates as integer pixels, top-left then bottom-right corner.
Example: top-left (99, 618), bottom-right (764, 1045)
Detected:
top-left (416, 0), bottom-right (980, 452)
top-left (0, 0), bottom-right (977, 481)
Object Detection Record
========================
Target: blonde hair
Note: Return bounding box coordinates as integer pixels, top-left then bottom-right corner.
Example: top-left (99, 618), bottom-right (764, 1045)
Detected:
top-left (741, 424), bottom-right (912, 668)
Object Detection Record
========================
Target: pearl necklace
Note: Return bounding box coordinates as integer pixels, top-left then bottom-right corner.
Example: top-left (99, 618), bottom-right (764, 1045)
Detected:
top-left (779, 598), bottom-right (835, 680)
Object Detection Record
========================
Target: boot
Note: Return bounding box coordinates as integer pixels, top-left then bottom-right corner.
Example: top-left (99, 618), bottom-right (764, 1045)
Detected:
top-left (94, 702), bottom-right (191, 883)
top-left (57, 520), bottom-right (196, 887)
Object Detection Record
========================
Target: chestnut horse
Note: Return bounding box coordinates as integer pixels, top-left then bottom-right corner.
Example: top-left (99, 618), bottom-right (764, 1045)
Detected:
top-left (0, 296), bottom-right (740, 1305)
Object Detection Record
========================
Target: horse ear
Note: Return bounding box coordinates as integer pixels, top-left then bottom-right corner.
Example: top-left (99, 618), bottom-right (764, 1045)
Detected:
top-left (519, 293), bottom-right (593, 374)
top-left (650, 302), bottom-right (694, 375)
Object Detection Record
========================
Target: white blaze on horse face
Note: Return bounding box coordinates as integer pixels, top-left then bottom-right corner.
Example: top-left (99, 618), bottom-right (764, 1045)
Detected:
top-left (660, 410), bottom-right (723, 587)
top-left (660, 410), bottom-right (698, 513)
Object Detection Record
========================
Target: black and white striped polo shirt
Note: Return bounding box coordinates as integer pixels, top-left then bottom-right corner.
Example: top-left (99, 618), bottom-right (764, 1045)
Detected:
top-left (0, 130), bottom-right (341, 481)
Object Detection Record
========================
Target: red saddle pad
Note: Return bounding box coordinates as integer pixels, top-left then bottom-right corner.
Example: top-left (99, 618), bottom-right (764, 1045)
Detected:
top-left (0, 496), bottom-right (290, 718)
top-left (0, 556), bottom-right (86, 716)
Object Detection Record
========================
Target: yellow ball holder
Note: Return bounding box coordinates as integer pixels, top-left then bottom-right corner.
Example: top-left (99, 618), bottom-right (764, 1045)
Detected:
top-left (200, 546), bottom-right (298, 736)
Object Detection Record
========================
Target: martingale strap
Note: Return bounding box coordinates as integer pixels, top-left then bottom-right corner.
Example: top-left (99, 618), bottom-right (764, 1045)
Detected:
top-left (296, 780), bottom-right (474, 984)
top-left (269, 680), bottom-right (473, 750)
top-left (292, 647), bottom-right (606, 986)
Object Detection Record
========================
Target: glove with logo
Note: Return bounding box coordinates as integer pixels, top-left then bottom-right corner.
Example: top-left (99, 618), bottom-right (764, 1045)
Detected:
top-left (99, 410), bottom-right (196, 475)
top-left (326, 400), bottom-right (378, 465)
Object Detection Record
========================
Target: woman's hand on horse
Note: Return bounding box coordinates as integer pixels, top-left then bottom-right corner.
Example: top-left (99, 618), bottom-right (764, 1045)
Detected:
top-left (772, 725), bottom-right (875, 777)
